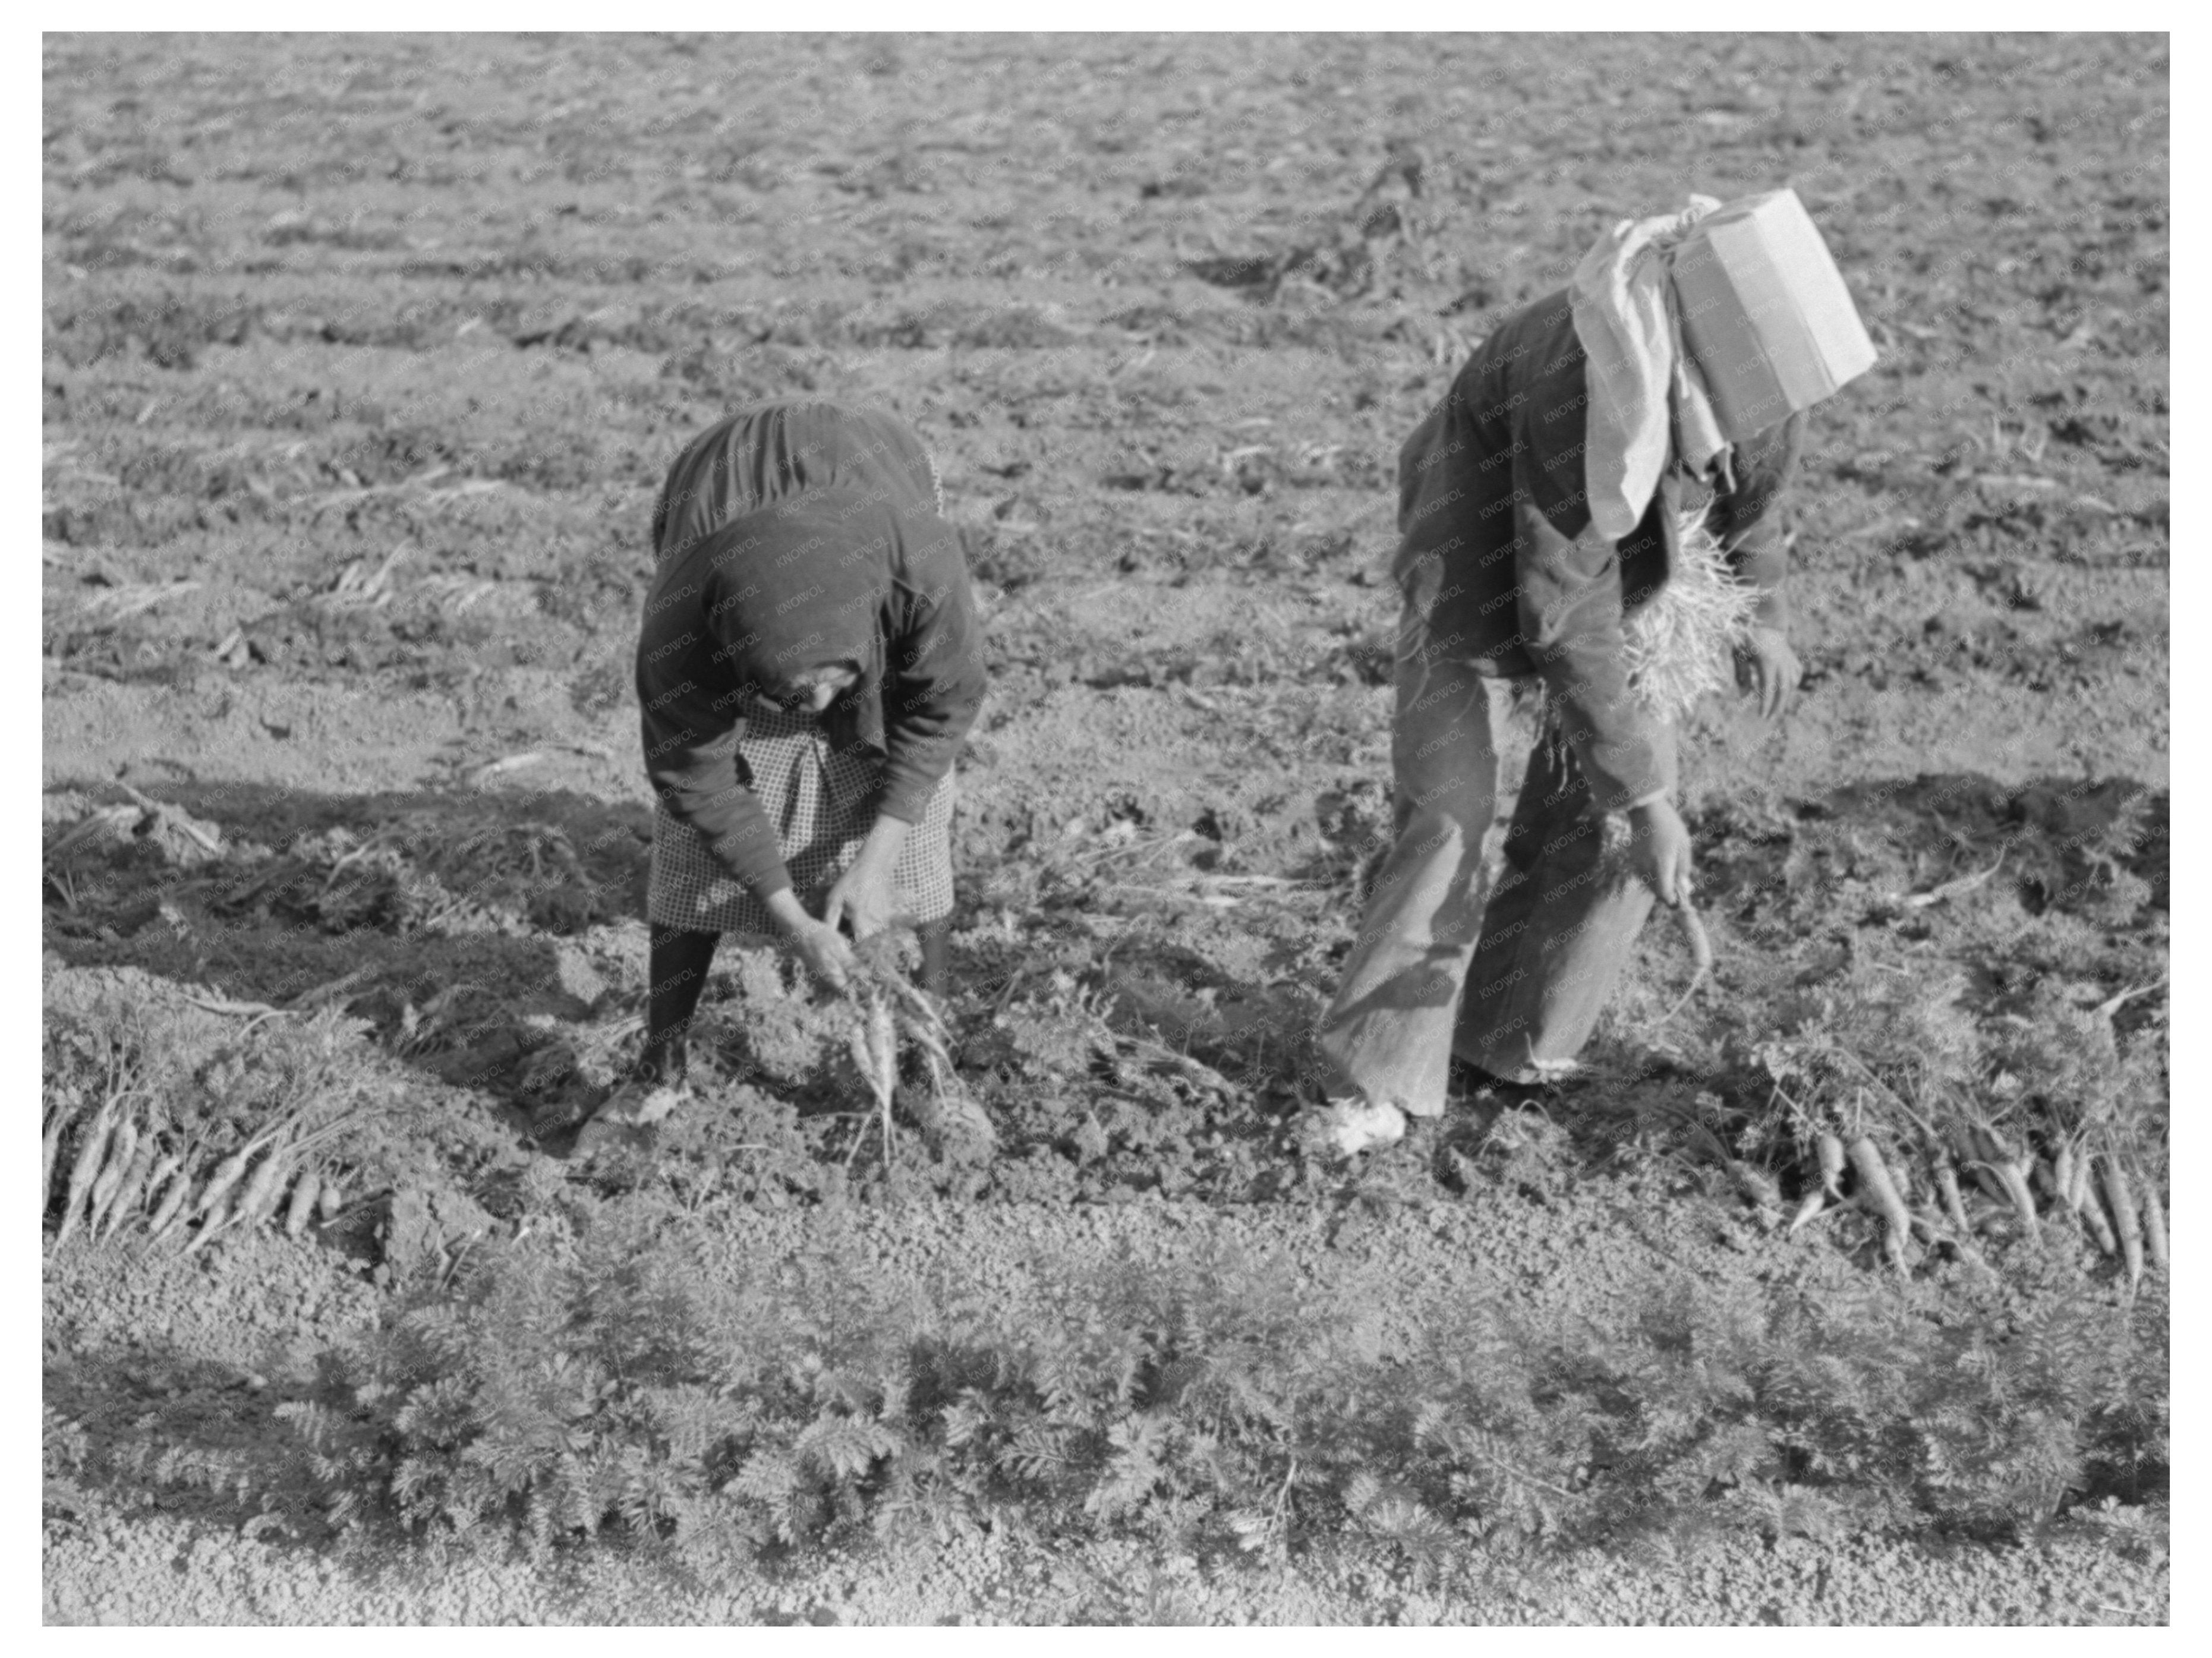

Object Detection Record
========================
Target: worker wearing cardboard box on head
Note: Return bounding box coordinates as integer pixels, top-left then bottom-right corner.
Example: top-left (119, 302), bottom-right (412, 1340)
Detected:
top-left (1304, 190), bottom-right (1876, 1159)
top-left (576, 401), bottom-right (987, 1154)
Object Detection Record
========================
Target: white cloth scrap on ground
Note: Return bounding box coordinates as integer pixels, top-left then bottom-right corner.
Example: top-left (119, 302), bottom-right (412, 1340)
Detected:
top-left (1570, 195), bottom-right (1731, 538)
top-left (648, 699), bottom-right (957, 937)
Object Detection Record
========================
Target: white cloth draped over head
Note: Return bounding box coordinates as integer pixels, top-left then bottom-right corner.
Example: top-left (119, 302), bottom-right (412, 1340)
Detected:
top-left (1570, 195), bottom-right (1732, 540)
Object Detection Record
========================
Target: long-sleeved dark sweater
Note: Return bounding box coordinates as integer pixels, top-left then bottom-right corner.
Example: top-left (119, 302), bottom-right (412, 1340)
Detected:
top-left (636, 415), bottom-right (985, 902)
top-left (1391, 289), bottom-right (1803, 811)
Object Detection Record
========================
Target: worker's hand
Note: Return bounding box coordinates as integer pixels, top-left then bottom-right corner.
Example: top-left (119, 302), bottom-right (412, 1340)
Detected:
top-left (1734, 625), bottom-right (1802, 721)
top-left (786, 915), bottom-right (859, 992)
top-left (764, 888), bottom-right (857, 992)
top-left (825, 815), bottom-right (913, 942)
top-left (824, 859), bottom-right (900, 941)
top-left (1625, 797), bottom-right (1694, 909)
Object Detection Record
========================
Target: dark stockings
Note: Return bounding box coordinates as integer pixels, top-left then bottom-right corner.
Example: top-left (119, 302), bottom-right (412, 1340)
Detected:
top-left (639, 923), bottom-right (719, 1085)
top-left (637, 918), bottom-right (952, 1086)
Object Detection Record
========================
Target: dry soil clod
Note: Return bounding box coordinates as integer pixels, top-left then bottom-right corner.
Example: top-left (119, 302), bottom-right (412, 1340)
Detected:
top-left (1729, 1161), bottom-right (1784, 1213)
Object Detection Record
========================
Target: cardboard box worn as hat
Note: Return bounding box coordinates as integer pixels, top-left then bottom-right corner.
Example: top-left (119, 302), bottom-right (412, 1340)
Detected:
top-left (1671, 188), bottom-right (1878, 441)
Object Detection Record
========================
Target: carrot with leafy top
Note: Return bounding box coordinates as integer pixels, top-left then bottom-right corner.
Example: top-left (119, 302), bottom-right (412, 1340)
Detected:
top-left (1655, 902), bottom-right (1714, 1025)
top-left (1815, 1131), bottom-right (1847, 1200)
top-left (2137, 1180), bottom-right (2168, 1276)
top-left (2051, 1143), bottom-right (2076, 1211)
top-left (1849, 1136), bottom-right (1913, 1274)
top-left (181, 1112), bottom-right (295, 1233)
top-left (93, 1129), bottom-right (156, 1241)
top-left (84, 1118), bottom-right (140, 1239)
top-left (1972, 1123), bottom-right (2040, 1244)
top-left (283, 1166), bottom-right (322, 1239)
top-left (186, 1131), bottom-right (301, 1255)
top-left (1931, 1152), bottom-right (1972, 1235)
top-left (2098, 1149), bottom-right (2143, 1297)
top-left (2076, 1183), bottom-right (2118, 1254)
top-left (42, 1098), bottom-right (80, 1215)
top-left (55, 1101), bottom-right (118, 1246)
top-left (109, 1149), bottom-right (181, 1241)
top-left (233, 1140), bottom-right (297, 1232)
top-left (144, 1162), bottom-right (196, 1243)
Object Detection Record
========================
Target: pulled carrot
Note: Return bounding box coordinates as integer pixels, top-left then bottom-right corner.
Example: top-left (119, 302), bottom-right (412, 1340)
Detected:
top-left (84, 1118), bottom-right (139, 1239)
top-left (42, 1110), bottom-right (74, 1214)
top-left (283, 1167), bottom-right (322, 1239)
top-left (94, 1133), bottom-right (158, 1242)
top-left (1974, 1123), bottom-right (2040, 1245)
top-left (1816, 1132), bottom-right (1847, 1200)
top-left (1788, 1190), bottom-right (1827, 1234)
top-left (55, 1102), bottom-right (117, 1247)
top-left (143, 1164), bottom-right (194, 1243)
top-left (1655, 902), bottom-right (1714, 1025)
top-left (1933, 1156), bottom-right (1972, 1235)
top-left (112, 1150), bottom-right (182, 1242)
top-left (232, 1142), bottom-right (295, 1231)
top-left (2137, 1183), bottom-right (2167, 1276)
top-left (2077, 1178), bottom-right (2119, 1256)
top-left (2099, 1152), bottom-right (2143, 1297)
top-left (1849, 1136), bottom-right (1913, 1274)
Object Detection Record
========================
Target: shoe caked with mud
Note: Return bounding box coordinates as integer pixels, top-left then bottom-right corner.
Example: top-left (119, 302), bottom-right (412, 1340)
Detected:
top-left (572, 1078), bottom-right (687, 1158)
top-left (1298, 1098), bottom-right (1407, 1161)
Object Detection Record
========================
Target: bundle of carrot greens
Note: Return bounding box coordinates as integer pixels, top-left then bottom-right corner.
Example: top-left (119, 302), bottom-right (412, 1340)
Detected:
top-left (43, 969), bottom-right (401, 1252)
top-left (1733, 964), bottom-right (2167, 1288)
top-left (841, 931), bottom-right (997, 1168)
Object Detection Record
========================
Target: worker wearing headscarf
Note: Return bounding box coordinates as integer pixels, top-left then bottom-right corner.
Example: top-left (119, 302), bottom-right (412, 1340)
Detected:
top-left (1304, 227), bottom-right (1813, 1158)
top-left (595, 401), bottom-right (985, 1136)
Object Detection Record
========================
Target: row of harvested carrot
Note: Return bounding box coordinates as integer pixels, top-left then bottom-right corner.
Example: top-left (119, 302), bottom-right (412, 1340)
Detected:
top-left (1729, 1125), bottom-right (2168, 1290)
top-left (43, 1095), bottom-right (354, 1254)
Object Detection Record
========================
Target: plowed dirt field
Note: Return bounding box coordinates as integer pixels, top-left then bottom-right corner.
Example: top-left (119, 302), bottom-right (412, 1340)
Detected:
top-left (43, 32), bottom-right (2168, 1625)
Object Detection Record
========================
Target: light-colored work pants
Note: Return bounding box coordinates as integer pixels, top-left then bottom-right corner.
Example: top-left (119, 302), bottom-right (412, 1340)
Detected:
top-left (1314, 618), bottom-right (1662, 1115)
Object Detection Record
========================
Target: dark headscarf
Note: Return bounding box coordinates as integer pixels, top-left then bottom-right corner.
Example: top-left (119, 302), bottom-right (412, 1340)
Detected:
top-left (650, 400), bottom-right (939, 568)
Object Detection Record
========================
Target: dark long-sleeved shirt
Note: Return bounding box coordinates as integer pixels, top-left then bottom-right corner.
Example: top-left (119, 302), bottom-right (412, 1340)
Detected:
top-left (636, 435), bottom-right (985, 901)
top-left (1391, 289), bottom-right (1803, 811)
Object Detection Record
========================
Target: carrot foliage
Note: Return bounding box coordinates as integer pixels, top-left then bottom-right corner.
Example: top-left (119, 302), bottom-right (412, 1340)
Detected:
top-left (115, 1186), bottom-right (2163, 1575)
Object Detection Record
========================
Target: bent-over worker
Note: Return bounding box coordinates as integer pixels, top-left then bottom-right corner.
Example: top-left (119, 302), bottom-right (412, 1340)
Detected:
top-left (591, 400), bottom-right (986, 1137)
top-left (1306, 266), bottom-right (1808, 1157)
